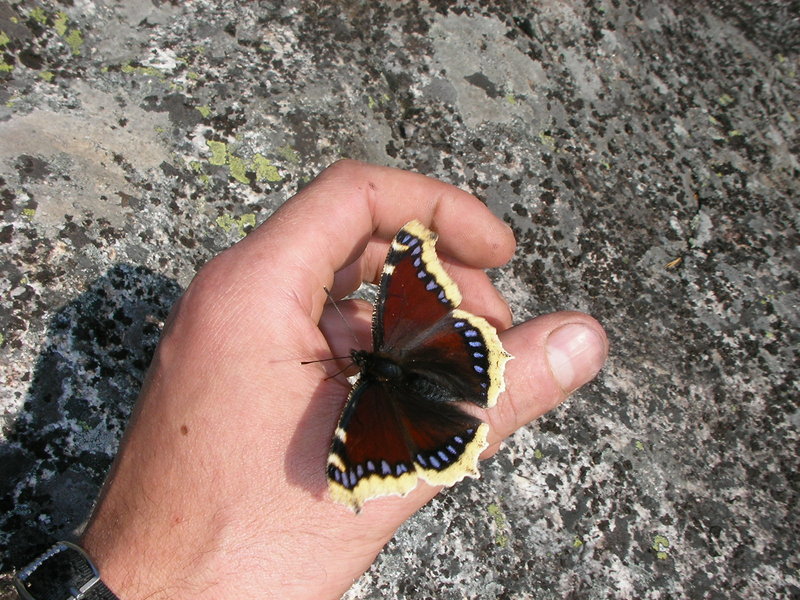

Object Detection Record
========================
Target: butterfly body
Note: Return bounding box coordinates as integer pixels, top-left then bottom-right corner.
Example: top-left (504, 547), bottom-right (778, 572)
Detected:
top-left (327, 220), bottom-right (512, 511)
top-left (350, 350), bottom-right (404, 383)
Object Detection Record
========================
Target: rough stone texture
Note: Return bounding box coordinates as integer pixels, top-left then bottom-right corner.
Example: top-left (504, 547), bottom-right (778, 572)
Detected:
top-left (1, 1), bottom-right (798, 598)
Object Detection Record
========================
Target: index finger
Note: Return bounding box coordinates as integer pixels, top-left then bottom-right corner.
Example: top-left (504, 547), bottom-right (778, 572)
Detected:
top-left (235, 160), bottom-right (515, 303)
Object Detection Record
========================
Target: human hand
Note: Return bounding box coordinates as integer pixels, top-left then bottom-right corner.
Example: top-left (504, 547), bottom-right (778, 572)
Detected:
top-left (80, 160), bottom-right (608, 600)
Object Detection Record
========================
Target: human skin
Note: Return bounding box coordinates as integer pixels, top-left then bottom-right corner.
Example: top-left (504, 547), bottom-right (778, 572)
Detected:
top-left (80, 159), bottom-right (608, 599)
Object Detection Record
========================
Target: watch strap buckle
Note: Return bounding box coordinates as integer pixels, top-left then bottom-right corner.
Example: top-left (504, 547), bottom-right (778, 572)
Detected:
top-left (13, 541), bottom-right (117, 600)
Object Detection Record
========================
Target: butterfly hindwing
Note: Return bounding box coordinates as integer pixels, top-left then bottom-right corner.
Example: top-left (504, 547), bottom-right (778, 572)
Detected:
top-left (401, 310), bottom-right (510, 408)
top-left (393, 386), bottom-right (489, 486)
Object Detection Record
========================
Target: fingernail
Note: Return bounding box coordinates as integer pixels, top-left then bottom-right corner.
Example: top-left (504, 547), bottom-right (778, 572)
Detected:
top-left (546, 323), bottom-right (607, 393)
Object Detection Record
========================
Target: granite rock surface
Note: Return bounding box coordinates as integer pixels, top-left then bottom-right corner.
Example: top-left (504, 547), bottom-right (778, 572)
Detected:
top-left (1, 1), bottom-right (798, 599)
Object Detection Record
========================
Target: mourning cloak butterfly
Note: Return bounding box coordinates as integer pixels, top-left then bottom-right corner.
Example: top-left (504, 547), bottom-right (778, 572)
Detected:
top-left (327, 220), bottom-right (512, 511)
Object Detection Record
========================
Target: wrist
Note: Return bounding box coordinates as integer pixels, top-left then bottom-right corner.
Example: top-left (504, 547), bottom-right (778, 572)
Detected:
top-left (79, 485), bottom-right (244, 600)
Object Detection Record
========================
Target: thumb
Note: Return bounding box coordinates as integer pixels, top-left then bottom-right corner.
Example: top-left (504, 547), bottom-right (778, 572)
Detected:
top-left (485, 311), bottom-right (609, 448)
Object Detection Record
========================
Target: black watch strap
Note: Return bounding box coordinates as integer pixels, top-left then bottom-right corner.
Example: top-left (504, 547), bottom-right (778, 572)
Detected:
top-left (13, 541), bottom-right (120, 600)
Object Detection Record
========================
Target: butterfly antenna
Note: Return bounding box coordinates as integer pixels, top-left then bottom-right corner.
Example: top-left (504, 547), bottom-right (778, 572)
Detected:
top-left (300, 355), bottom-right (354, 381)
top-left (299, 287), bottom-right (361, 379)
top-left (323, 286), bottom-right (361, 347)
top-left (299, 355), bottom-right (347, 365)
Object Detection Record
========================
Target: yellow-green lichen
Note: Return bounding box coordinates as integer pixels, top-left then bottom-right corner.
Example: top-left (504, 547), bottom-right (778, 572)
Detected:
top-left (505, 92), bottom-right (518, 104)
top-left (0, 60), bottom-right (13, 73)
top-left (239, 213), bottom-right (256, 231)
top-left (488, 503), bottom-right (505, 525)
top-left (228, 154), bottom-right (250, 184)
top-left (717, 93), bottom-right (734, 107)
top-left (253, 154), bottom-right (281, 182)
top-left (367, 93), bottom-right (390, 109)
top-left (39, 70), bottom-right (54, 82)
top-left (0, 31), bottom-right (10, 47)
top-left (216, 213), bottom-right (256, 238)
top-left (196, 105), bottom-right (211, 118)
top-left (533, 448), bottom-right (544, 460)
top-left (186, 71), bottom-right (200, 80)
top-left (276, 144), bottom-right (300, 164)
top-left (22, 207), bottom-right (36, 218)
top-left (635, 440), bottom-right (645, 451)
top-left (121, 63), bottom-right (161, 78)
top-left (59, 19), bottom-right (83, 55)
top-left (652, 534), bottom-right (670, 559)
top-left (205, 142), bottom-right (284, 185)
top-left (188, 161), bottom-right (209, 186)
top-left (216, 214), bottom-right (235, 232)
top-left (30, 7), bottom-right (48, 24)
top-left (487, 503), bottom-right (509, 547)
top-left (207, 140), bottom-right (228, 166)
top-left (538, 131), bottom-right (556, 150)
top-left (573, 536), bottom-right (584, 548)
top-left (53, 12), bottom-right (68, 35)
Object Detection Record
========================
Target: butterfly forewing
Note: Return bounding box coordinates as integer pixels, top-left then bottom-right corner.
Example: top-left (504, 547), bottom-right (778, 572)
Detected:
top-left (375, 221), bottom-right (461, 350)
top-left (327, 381), bottom-right (418, 510)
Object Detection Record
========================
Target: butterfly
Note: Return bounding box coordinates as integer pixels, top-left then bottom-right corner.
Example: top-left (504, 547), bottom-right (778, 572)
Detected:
top-left (326, 220), bottom-right (512, 511)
